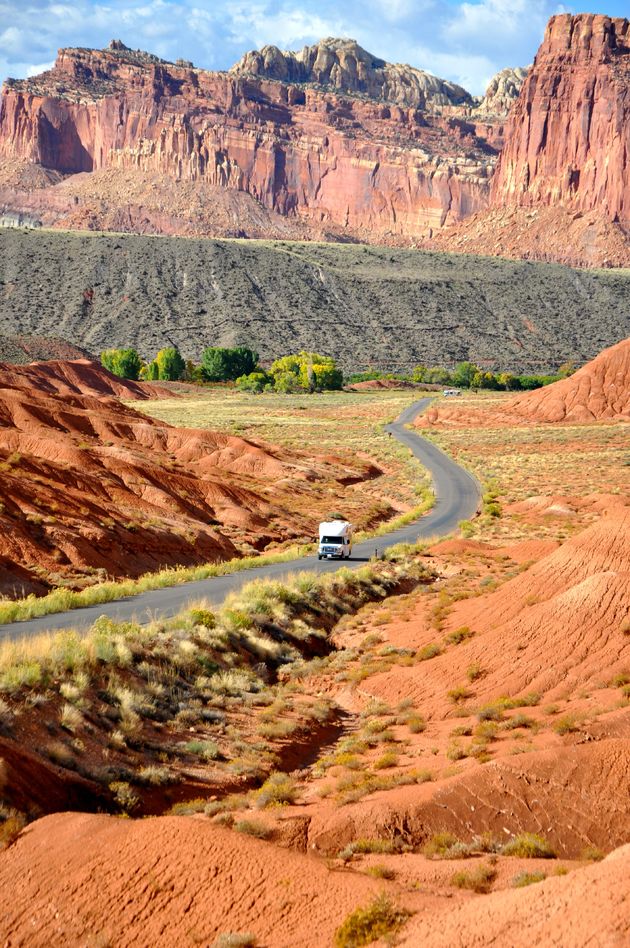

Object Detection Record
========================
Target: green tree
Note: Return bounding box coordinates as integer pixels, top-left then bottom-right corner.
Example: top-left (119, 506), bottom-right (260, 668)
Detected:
top-left (155, 347), bottom-right (185, 381)
top-left (235, 371), bottom-right (269, 393)
top-left (140, 360), bottom-right (160, 381)
top-left (425, 366), bottom-right (453, 385)
top-left (412, 365), bottom-right (428, 383)
top-left (101, 348), bottom-right (142, 380)
top-left (268, 352), bottom-right (342, 392)
top-left (201, 346), bottom-right (259, 382)
top-left (452, 362), bottom-right (479, 389)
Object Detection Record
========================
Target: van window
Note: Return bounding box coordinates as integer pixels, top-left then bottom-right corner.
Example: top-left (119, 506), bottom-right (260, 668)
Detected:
top-left (321, 536), bottom-right (343, 544)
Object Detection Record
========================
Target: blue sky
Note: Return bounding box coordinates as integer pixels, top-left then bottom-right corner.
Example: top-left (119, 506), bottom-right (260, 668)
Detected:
top-left (0, 1), bottom-right (627, 95)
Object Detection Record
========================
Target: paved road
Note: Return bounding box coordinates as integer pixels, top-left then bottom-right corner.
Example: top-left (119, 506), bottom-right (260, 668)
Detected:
top-left (0, 398), bottom-right (480, 641)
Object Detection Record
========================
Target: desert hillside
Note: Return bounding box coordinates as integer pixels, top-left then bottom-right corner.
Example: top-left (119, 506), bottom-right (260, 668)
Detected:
top-left (1, 231), bottom-right (629, 371)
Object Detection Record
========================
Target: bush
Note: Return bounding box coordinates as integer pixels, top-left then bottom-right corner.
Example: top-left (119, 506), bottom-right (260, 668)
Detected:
top-left (334, 894), bottom-right (409, 948)
top-left (447, 684), bottom-right (471, 704)
top-left (255, 773), bottom-right (296, 808)
top-left (423, 832), bottom-right (459, 858)
top-left (417, 642), bottom-right (441, 661)
top-left (101, 348), bottom-right (142, 380)
top-left (445, 626), bottom-right (474, 646)
top-left (235, 371), bottom-right (269, 393)
top-left (451, 863), bottom-right (497, 893)
top-left (501, 833), bottom-right (556, 859)
top-left (0, 809), bottom-right (26, 850)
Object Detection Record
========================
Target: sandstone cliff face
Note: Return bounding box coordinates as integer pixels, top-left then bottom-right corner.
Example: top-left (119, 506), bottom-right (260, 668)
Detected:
top-left (491, 13), bottom-right (630, 224)
top-left (0, 43), bottom-right (496, 240)
top-left (231, 37), bottom-right (473, 109)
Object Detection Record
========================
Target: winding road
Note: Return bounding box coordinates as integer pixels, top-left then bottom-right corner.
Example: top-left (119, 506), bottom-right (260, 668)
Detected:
top-left (0, 398), bottom-right (480, 641)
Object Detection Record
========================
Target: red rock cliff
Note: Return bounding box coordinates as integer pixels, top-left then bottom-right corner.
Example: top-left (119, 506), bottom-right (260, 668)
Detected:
top-left (491, 13), bottom-right (630, 223)
top-left (0, 44), bottom-right (497, 240)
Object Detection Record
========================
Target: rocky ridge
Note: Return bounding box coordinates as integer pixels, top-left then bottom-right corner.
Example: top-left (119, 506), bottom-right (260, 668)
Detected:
top-left (230, 37), bottom-right (475, 109)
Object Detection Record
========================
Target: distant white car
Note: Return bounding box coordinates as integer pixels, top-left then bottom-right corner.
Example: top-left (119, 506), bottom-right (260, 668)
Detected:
top-left (442, 389), bottom-right (462, 397)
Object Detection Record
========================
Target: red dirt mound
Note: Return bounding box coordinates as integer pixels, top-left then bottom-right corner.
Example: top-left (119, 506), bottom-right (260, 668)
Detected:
top-left (0, 812), bottom-right (379, 947)
top-left (0, 363), bottom-right (385, 592)
top-left (400, 844), bottom-right (630, 947)
top-left (419, 338), bottom-right (630, 427)
top-left (507, 337), bottom-right (630, 422)
top-left (0, 358), bottom-right (166, 400)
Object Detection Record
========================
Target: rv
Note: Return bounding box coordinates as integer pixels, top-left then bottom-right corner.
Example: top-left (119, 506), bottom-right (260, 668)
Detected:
top-left (318, 520), bottom-right (353, 560)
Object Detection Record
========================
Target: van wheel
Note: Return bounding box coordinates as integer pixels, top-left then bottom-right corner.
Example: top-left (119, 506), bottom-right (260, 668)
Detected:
top-left (318, 555), bottom-right (322, 560)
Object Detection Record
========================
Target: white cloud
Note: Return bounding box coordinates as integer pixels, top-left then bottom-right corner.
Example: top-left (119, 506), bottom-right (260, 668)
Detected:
top-left (0, 0), bottom-right (600, 94)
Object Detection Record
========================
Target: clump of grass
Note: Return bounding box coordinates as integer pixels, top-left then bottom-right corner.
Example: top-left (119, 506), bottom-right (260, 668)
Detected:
top-left (580, 845), bottom-right (605, 862)
top-left (257, 719), bottom-right (298, 740)
top-left (447, 684), bottom-right (471, 704)
top-left (189, 608), bottom-right (216, 629)
top-left (59, 703), bottom-right (83, 732)
top-left (183, 739), bottom-right (220, 760)
top-left (373, 751), bottom-right (398, 770)
top-left (365, 864), bottom-right (396, 880)
top-left (255, 773), bottom-right (296, 808)
top-left (339, 838), bottom-right (402, 860)
top-left (446, 742), bottom-right (468, 761)
top-left (466, 664), bottom-right (484, 683)
top-left (109, 781), bottom-right (139, 813)
top-left (423, 832), bottom-right (459, 858)
top-left (0, 808), bottom-right (26, 850)
top-left (334, 894), bottom-right (410, 948)
top-left (553, 715), bottom-right (580, 735)
top-left (136, 765), bottom-right (176, 786)
top-left (416, 643), bottom-right (441, 661)
top-left (501, 833), bottom-right (556, 859)
top-left (476, 702), bottom-right (504, 722)
top-left (512, 871), bottom-right (547, 888)
top-left (451, 863), bottom-right (497, 893)
top-left (233, 819), bottom-right (272, 840)
top-left (407, 714), bottom-right (426, 733)
top-left (212, 934), bottom-right (257, 948)
top-left (444, 627), bottom-right (475, 646)
top-left (504, 713), bottom-right (534, 730)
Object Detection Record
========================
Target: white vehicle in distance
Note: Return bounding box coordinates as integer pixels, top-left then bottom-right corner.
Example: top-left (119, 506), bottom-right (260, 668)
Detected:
top-left (442, 388), bottom-right (462, 397)
top-left (318, 520), bottom-right (353, 560)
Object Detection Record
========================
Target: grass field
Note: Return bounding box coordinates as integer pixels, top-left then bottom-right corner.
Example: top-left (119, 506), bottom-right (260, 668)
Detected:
top-left (421, 390), bottom-right (630, 539)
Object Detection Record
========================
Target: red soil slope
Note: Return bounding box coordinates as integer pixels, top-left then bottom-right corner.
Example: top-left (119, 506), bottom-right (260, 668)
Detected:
top-left (0, 812), bottom-right (379, 948)
top-left (0, 363), bottom-right (382, 594)
top-left (420, 337), bottom-right (630, 427)
top-left (400, 845), bottom-right (630, 947)
top-left (0, 358), bottom-right (166, 400)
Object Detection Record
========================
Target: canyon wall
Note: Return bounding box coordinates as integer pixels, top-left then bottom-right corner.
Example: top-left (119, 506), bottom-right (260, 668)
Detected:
top-left (491, 13), bottom-right (630, 223)
top-left (0, 43), bottom-right (497, 241)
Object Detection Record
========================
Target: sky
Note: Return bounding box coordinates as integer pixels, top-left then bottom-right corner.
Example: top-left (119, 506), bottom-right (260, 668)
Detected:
top-left (0, 1), bottom-right (628, 96)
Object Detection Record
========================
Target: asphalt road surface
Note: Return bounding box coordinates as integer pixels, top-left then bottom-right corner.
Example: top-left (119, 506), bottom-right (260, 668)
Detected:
top-left (0, 398), bottom-right (480, 641)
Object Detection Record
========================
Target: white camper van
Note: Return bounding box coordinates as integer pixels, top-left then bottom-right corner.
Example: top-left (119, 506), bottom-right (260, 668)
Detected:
top-left (318, 520), bottom-right (353, 560)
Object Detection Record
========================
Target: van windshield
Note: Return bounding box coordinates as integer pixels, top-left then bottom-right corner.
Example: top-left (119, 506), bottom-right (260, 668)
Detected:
top-left (321, 537), bottom-right (343, 544)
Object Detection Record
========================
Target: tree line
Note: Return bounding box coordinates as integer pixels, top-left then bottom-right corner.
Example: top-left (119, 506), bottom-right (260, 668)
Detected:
top-left (101, 346), bottom-right (573, 393)
top-left (100, 346), bottom-right (343, 392)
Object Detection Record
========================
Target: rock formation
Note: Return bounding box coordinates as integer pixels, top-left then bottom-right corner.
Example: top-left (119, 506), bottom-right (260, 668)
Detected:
top-left (231, 37), bottom-right (474, 109)
top-left (476, 66), bottom-right (529, 115)
top-left (434, 14), bottom-right (630, 266)
top-left (492, 14), bottom-right (630, 222)
top-left (0, 42), bottom-right (499, 241)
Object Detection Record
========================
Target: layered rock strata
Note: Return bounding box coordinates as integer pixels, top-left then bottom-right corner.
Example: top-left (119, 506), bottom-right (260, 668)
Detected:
top-left (0, 42), bottom-right (497, 240)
